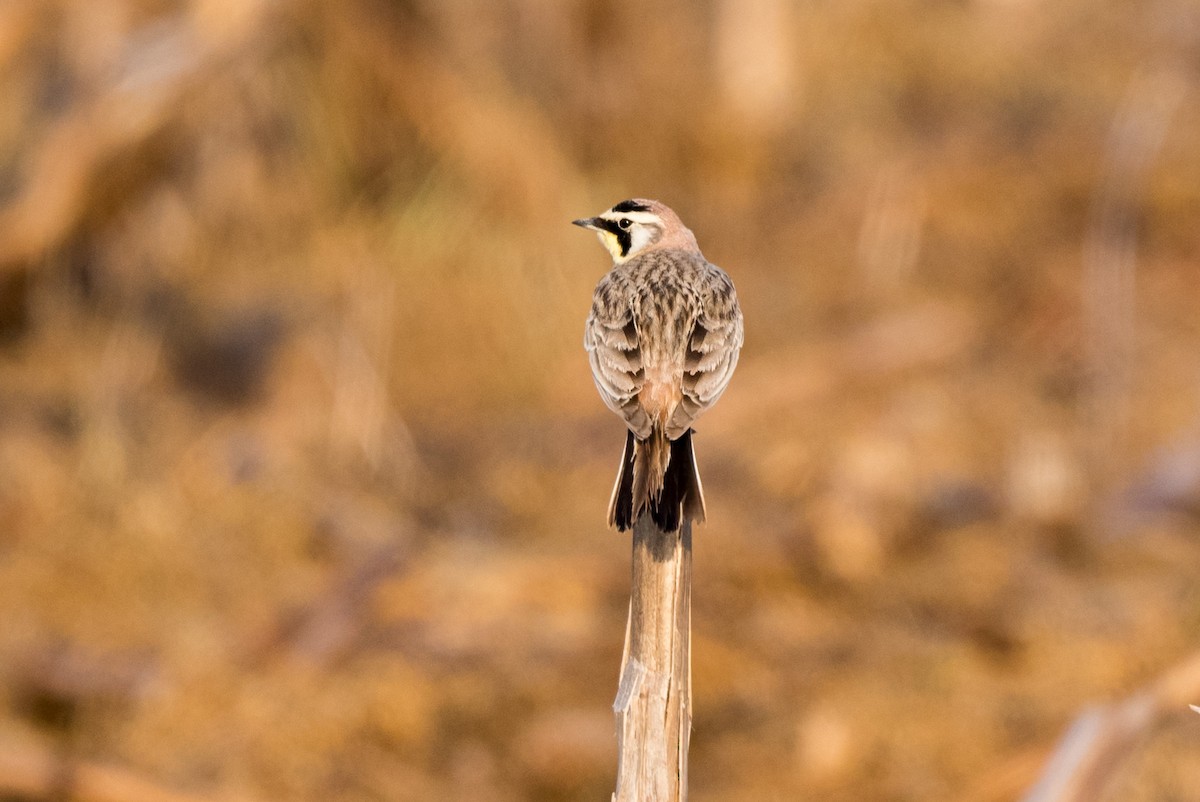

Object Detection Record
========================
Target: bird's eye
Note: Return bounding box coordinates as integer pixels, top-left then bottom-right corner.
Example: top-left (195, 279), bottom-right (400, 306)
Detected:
top-left (618, 218), bottom-right (633, 230)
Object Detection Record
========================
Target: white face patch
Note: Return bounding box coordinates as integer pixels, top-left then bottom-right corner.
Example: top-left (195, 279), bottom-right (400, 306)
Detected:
top-left (599, 210), bottom-right (663, 263)
top-left (625, 225), bottom-right (656, 258)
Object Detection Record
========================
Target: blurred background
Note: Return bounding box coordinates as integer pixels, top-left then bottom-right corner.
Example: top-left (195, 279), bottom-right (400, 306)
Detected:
top-left (2, 1), bottom-right (1200, 800)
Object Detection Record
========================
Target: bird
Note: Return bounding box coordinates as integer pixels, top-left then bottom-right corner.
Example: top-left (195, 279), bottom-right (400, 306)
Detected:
top-left (575, 199), bottom-right (744, 532)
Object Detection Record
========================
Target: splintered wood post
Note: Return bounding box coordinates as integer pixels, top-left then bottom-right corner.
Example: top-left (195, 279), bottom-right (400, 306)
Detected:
top-left (612, 515), bottom-right (693, 802)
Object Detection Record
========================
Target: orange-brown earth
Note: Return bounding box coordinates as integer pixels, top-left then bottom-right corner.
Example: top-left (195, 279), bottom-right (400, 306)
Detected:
top-left (1, 2), bottom-right (1200, 800)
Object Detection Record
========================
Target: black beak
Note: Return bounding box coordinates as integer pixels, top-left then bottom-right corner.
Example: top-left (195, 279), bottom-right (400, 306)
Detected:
top-left (572, 217), bottom-right (599, 229)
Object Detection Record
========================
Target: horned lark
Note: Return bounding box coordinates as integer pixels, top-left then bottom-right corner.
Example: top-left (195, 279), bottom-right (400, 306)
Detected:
top-left (575, 199), bottom-right (744, 532)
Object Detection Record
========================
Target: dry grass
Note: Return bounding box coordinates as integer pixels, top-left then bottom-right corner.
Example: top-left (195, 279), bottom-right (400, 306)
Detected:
top-left (2, 1), bottom-right (1200, 800)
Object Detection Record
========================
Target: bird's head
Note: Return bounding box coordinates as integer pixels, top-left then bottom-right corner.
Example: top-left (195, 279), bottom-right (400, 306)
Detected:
top-left (573, 199), bottom-right (699, 263)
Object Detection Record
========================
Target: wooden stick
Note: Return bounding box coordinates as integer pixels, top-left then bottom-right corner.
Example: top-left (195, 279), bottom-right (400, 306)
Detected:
top-left (612, 516), bottom-right (693, 802)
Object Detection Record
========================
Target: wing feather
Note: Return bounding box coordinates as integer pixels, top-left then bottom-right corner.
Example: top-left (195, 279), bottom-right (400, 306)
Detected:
top-left (669, 291), bottom-right (744, 438)
top-left (585, 283), bottom-right (650, 436)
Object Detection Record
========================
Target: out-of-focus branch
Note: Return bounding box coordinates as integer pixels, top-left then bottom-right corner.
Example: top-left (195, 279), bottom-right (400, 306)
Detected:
top-left (1081, 66), bottom-right (1187, 532)
top-left (329, 0), bottom-right (587, 227)
top-left (714, 0), bottom-right (795, 137)
top-left (1020, 650), bottom-right (1200, 802)
top-left (244, 540), bottom-right (408, 669)
top-left (0, 0), bottom-right (276, 273)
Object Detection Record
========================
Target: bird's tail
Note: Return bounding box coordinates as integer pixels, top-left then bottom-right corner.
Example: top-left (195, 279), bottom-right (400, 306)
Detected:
top-left (608, 428), bottom-right (707, 532)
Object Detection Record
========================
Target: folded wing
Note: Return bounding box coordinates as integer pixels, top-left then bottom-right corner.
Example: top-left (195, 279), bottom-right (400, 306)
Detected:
top-left (585, 292), bottom-right (652, 438)
top-left (669, 296), bottom-right (743, 439)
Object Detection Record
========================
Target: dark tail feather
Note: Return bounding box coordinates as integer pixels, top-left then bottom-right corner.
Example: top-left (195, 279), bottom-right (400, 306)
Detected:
top-left (608, 430), bottom-right (637, 530)
top-left (648, 428), bottom-right (706, 532)
top-left (609, 428), bottom-right (707, 533)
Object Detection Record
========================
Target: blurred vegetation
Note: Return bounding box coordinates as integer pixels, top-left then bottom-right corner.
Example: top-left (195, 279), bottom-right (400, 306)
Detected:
top-left (2, 1), bottom-right (1200, 800)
